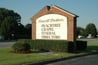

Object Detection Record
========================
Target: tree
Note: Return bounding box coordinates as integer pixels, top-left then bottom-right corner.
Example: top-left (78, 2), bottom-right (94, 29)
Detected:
top-left (77, 27), bottom-right (86, 37)
top-left (0, 8), bottom-right (21, 39)
top-left (97, 30), bottom-right (98, 37)
top-left (25, 24), bottom-right (31, 39)
top-left (97, 30), bottom-right (98, 33)
top-left (17, 23), bottom-right (26, 39)
top-left (85, 23), bottom-right (97, 38)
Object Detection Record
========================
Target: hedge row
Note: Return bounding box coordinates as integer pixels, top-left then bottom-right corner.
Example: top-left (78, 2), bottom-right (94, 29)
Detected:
top-left (30, 40), bottom-right (69, 52)
top-left (76, 41), bottom-right (87, 51)
top-left (12, 39), bottom-right (87, 53)
top-left (12, 39), bottom-right (73, 52)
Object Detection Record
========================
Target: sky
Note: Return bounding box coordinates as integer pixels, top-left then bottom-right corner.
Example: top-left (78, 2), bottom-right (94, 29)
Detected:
top-left (0, 0), bottom-right (98, 29)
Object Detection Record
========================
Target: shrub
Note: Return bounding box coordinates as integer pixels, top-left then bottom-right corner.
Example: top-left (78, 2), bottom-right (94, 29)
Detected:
top-left (13, 39), bottom-right (87, 53)
top-left (76, 41), bottom-right (87, 51)
top-left (68, 41), bottom-right (75, 52)
top-left (68, 41), bottom-right (87, 52)
top-left (29, 40), bottom-right (69, 52)
top-left (13, 39), bottom-right (70, 52)
top-left (12, 39), bottom-right (31, 53)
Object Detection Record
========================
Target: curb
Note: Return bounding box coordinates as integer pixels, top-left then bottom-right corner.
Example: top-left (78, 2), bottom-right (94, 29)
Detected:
top-left (22, 52), bottom-right (98, 65)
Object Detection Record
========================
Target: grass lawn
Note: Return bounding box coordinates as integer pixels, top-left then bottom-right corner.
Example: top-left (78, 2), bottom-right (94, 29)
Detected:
top-left (87, 41), bottom-right (98, 52)
top-left (0, 41), bottom-right (98, 65)
top-left (0, 48), bottom-right (77, 65)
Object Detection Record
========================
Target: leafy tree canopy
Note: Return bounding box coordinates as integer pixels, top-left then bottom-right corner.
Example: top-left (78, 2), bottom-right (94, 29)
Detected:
top-left (77, 27), bottom-right (86, 37)
top-left (85, 23), bottom-right (97, 38)
top-left (0, 8), bottom-right (21, 39)
top-left (25, 24), bottom-right (32, 38)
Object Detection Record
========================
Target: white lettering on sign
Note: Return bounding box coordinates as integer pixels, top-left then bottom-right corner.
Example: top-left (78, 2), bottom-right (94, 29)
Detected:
top-left (36, 14), bottom-right (67, 40)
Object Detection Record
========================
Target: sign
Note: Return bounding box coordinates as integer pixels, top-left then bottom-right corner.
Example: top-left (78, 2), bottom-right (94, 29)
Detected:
top-left (36, 14), bottom-right (67, 40)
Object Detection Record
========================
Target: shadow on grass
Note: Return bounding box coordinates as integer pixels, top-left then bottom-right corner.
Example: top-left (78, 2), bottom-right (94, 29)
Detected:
top-left (87, 46), bottom-right (98, 52)
top-left (31, 51), bottom-right (49, 53)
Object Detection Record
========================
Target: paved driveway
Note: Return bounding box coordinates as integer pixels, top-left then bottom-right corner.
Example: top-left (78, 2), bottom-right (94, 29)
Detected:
top-left (47, 54), bottom-right (98, 65)
top-left (78, 38), bottom-right (98, 42)
top-left (0, 42), bottom-right (15, 48)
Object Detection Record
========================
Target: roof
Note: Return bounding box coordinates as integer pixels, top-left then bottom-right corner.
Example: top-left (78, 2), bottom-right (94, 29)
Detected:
top-left (47, 5), bottom-right (79, 17)
top-left (32, 5), bottom-right (79, 19)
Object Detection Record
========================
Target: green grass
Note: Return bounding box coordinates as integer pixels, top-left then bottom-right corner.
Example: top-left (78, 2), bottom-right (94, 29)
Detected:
top-left (87, 42), bottom-right (98, 52)
top-left (0, 48), bottom-right (76, 65)
top-left (0, 41), bottom-right (98, 65)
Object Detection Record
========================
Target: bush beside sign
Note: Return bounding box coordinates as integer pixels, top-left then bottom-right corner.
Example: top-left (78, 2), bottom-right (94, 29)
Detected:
top-left (12, 39), bottom-right (87, 53)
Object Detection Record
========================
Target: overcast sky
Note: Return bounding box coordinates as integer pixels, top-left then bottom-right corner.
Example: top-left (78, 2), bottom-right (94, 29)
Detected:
top-left (0, 0), bottom-right (98, 29)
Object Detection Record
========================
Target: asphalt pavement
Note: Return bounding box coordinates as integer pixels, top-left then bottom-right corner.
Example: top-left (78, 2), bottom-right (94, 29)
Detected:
top-left (46, 54), bottom-right (98, 65)
top-left (0, 41), bottom-right (15, 48)
top-left (77, 38), bottom-right (98, 42)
